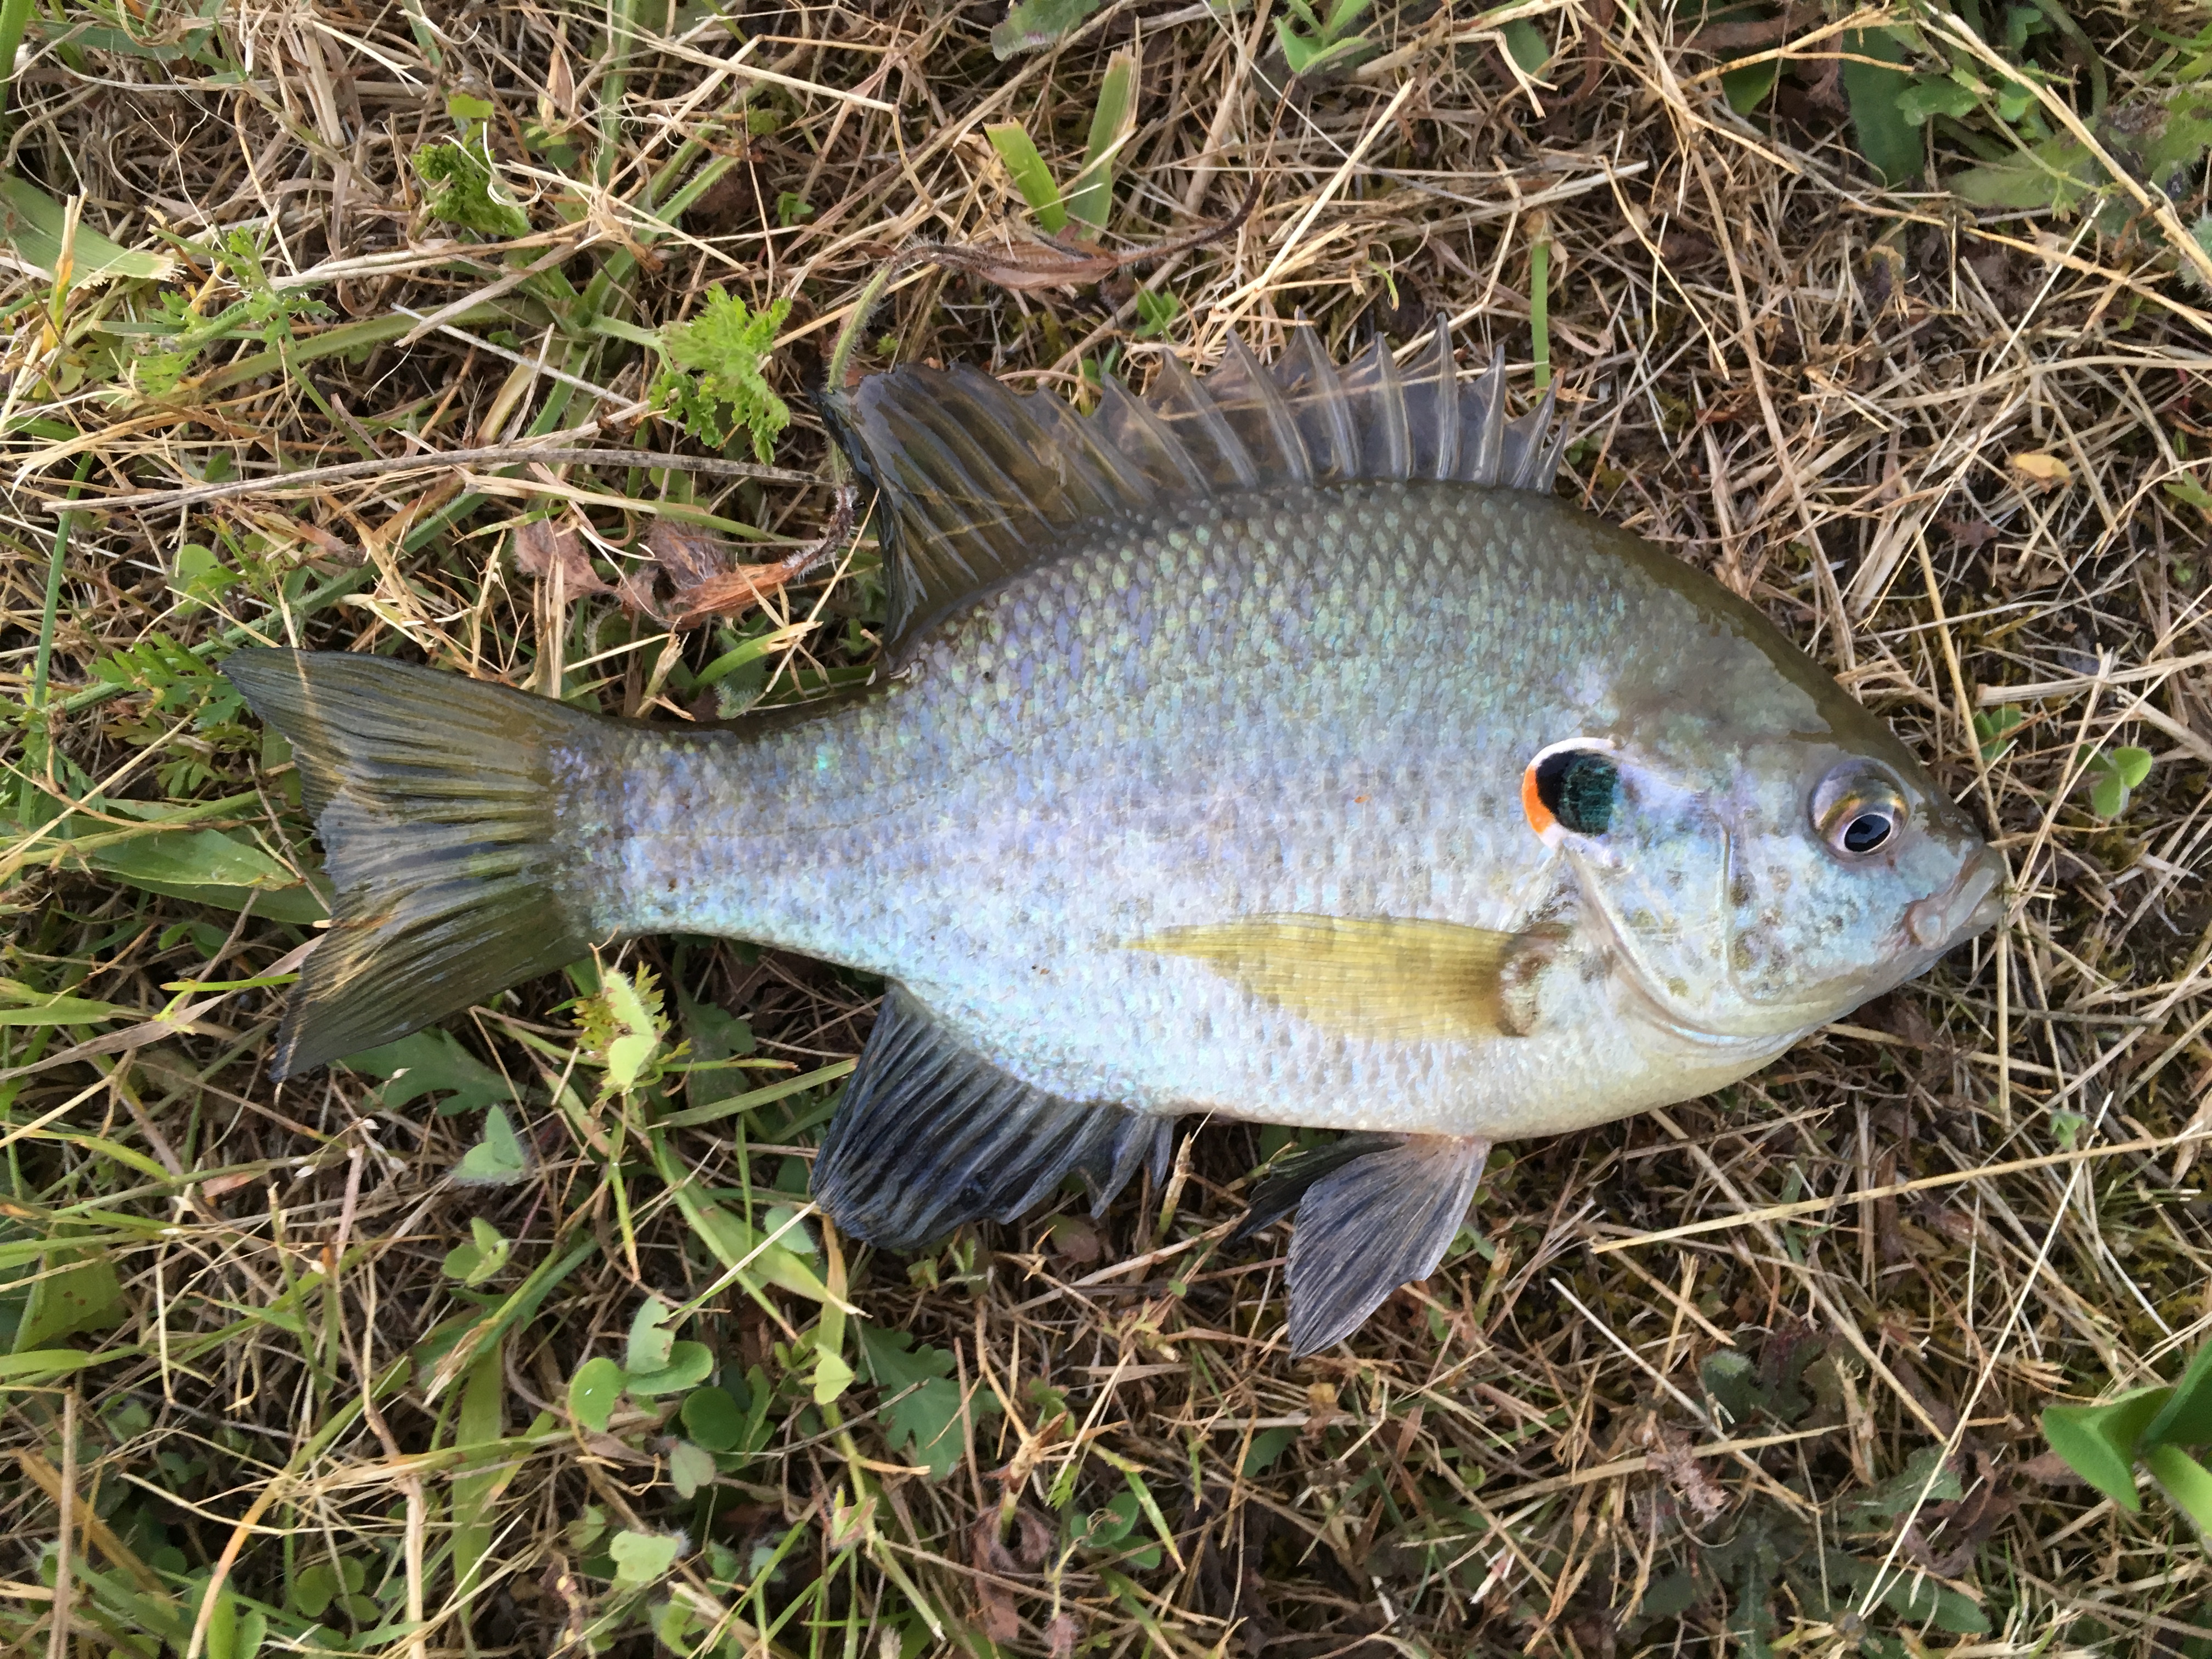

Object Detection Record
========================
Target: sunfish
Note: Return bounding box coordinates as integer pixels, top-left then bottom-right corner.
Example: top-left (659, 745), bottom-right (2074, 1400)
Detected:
top-left (223, 325), bottom-right (2001, 1352)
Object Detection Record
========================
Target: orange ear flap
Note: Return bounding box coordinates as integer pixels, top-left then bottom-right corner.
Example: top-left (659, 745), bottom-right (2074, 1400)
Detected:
top-left (1521, 760), bottom-right (1556, 837)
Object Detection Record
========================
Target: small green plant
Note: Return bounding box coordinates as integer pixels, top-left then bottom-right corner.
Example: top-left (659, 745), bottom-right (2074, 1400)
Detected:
top-left (576, 962), bottom-right (674, 1096)
top-left (414, 91), bottom-right (531, 239)
top-left (1624, 1335), bottom-right (1997, 1655)
top-left (2078, 743), bottom-right (2152, 818)
top-left (414, 143), bottom-right (531, 240)
top-left (857, 1323), bottom-right (1001, 1479)
top-left (652, 287), bottom-right (793, 461)
top-left (132, 231), bottom-right (331, 397)
top-left (1276, 0), bottom-right (1375, 78)
top-left (441, 1217), bottom-right (511, 1286)
top-left (567, 1298), bottom-right (718, 1434)
top-left (452, 1105), bottom-right (532, 1184)
top-left (1695, 0), bottom-right (2159, 210)
top-left (2042, 1344), bottom-right (2212, 1542)
top-left (984, 47), bottom-right (1137, 239)
top-left (1133, 287), bottom-right (1181, 340)
top-left (1973, 704), bottom-right (2023, 762)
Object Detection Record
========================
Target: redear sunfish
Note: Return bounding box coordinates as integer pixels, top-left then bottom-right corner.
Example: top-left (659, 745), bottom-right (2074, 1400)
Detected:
top-left (224, 325), bottom-right (2002, 1352)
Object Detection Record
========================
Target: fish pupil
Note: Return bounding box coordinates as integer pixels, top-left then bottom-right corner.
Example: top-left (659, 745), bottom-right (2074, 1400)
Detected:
top-left (1536, 751), bottom-right (1617, 836)
top-left (1842, 811), bottom-right (1894, 854)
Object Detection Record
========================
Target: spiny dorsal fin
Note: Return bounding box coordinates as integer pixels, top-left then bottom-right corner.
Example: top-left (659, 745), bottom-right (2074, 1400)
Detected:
top-left (825, 321), bottom-right (1569, 659)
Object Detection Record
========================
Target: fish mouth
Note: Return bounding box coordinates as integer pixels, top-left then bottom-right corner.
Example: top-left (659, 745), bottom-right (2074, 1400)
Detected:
top-left (1903, 848), bottom-right (2005, 954)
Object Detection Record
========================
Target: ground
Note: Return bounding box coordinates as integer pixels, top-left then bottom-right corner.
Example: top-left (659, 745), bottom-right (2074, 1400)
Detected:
top-left (3, 1), bottom-right (2211, 1656)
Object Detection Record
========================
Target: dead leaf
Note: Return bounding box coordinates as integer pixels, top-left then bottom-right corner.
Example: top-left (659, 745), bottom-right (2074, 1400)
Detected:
top-left (284, 518), bottom-right (358, 563)
top-left (968, 1513), bottom-right (1023, 1642)
top-left (2018, 1449), bottom-right (2085, 1484)
top-left (663, 559), bottom-right (815, 629)
top-left (915, 174), bottom-right (1262, 297)
top-left (2008, 452), bottom-right (2073, 490)
top-left (628, 521), bottom-right (811, 628)
top-left (641, 520), bottom-right (727, 592)
top-left (1013, 1505), bottom-right (1054, 1570)
top-left (514, 517), bottom-right (610, 596)
top-left (545, 31), bottom-right (578, 120)
top-left (1046, 1214), bottom-right (1102, 1266)
top-left (1942, 517), bottom-right (2003, 551)
top-left (1642, 1419), bottom-right (1729, 1522)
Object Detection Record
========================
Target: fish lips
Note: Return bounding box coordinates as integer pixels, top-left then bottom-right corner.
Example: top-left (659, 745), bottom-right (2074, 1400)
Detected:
top-left (1903, 845), bottom-right (2005, 955)
top-left (1812, 845), bottom-right (2004, 1018)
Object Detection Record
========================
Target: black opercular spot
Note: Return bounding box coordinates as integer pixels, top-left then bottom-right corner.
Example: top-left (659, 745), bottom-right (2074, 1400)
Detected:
top-left (1535, 750), bottom-right (1618, 836)
top-left (1841, 810), bottom-right (1895, 854)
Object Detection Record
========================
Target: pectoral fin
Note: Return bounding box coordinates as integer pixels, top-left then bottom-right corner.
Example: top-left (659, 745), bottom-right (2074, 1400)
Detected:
top-left (1246, 1134), bottom-right (1491, 1354)
top-left (1133, 915), bottom-right (1546, 1040)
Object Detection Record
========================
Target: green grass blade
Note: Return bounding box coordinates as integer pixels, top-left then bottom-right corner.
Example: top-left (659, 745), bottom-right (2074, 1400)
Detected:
top-left (2146, 1342), bottom-right (2212, 1449)
top-left (985, 122), bottom-right (1066, 233)
top-left (0, 0), bottom-right (34, 127)
top-left (2042, 1386), bottom-right (2172, 1510)
top-left (0, 178), bottom-right (174, 281)
top-left (2143, 1443), bottom-right (2212, 1537)
top-left (1840, 29), bottom-right (1921, 186)
top-left (1530, 233), bottom-right (1551, 393)
top-left (1065, 48), bottom-right (1137, 238)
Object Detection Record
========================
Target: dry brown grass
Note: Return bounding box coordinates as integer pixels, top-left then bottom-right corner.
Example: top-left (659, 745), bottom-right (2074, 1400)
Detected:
top-left (3, 1), bottom-right (2211, 1655)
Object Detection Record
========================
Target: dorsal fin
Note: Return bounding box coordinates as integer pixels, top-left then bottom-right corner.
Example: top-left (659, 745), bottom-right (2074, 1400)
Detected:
top-left (823, 321), bottom-right (1569, 659)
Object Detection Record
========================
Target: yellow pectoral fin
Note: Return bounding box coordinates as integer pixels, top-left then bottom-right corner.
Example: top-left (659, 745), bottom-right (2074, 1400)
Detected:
top-left (1133, 914), bottom-right (1548, 1041)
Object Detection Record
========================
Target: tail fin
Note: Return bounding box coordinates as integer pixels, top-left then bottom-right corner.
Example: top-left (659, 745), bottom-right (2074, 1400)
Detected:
top-left (223, 649), bottom-right (606, 1077)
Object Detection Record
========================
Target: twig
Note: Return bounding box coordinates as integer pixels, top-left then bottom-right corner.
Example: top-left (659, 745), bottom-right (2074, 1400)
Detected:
top-left (43, 445), bottom-right (821, 514)
top-left (1590, 1126), bottom-right (2211, 1252)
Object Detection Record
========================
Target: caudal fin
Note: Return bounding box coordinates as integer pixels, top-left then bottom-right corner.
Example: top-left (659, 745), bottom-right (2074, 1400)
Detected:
top-left (223, 650), bottom-right (607, 1077)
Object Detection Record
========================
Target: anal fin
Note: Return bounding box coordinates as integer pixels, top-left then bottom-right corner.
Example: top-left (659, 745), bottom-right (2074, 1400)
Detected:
top-left (1246, 1134), bottom-right (1491, 1354)
top-left (812, 988), bottom-right (1174, 1250)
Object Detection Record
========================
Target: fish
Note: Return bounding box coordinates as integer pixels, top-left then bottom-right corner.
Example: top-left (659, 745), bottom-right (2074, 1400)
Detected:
top-left (221, 324), bottom-right (2002, 1353)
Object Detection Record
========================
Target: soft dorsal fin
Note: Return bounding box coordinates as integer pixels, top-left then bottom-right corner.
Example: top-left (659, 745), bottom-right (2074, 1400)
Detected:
top-left (823, 321), bottom-right (1568, 659)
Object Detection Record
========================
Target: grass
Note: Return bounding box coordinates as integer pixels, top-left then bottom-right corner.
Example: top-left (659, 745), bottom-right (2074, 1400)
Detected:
top-left (3, 0), bottom-right (2212, 1655)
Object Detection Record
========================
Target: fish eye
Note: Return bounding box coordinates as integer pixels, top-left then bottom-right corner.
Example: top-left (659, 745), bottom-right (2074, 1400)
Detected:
top-left (1814, 767), bottom-right (1908, 860)
top-left (1526, 747), bottom-right (1620, 837)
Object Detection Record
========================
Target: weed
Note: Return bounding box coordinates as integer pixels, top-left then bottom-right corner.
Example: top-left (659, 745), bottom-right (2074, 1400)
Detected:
top-left (2079, 743), bottom-right (2154, 817)
top-left (654, 288), bottom-right (795, 461)
top-left (1276, 0), bottom-right (1376, 79)
top-left (2044, 1343), bottom-right (2212, 1541)
top-left (985, 47), bottom-right (1138, 240)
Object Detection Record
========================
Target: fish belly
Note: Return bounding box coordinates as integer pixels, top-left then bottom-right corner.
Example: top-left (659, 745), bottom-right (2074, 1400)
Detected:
top-left (579, 482), bottom-right (1786, 1138)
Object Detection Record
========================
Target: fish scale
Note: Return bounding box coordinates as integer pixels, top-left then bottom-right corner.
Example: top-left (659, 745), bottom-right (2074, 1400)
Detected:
top-left (221, 326), bottom-right (1999, 1353)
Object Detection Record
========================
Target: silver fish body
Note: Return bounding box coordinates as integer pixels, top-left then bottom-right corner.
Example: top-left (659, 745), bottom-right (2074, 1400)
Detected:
top-left (225, 329), bottom-right (2000, 1351)
top-left (580, 481), bottom-right (1985, 1140)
